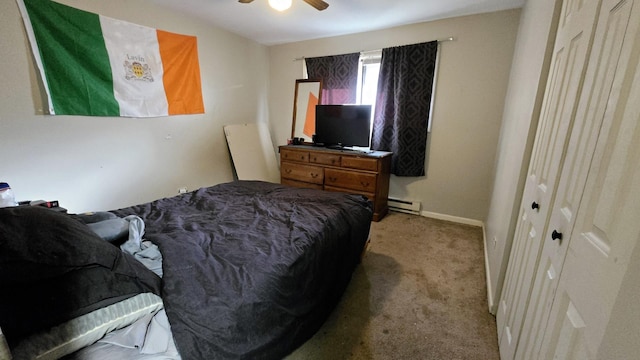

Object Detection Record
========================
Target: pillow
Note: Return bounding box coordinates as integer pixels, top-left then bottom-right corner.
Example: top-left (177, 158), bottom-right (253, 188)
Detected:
top-left (72, 212), bottom-right (129, 244)
top-left (11, 293), bottom-right (163, 360)
top-left (86, 218), bottom-right (130, 243)
top-left (72, 211), bottom-right (118, 223)
top-left (0, 206), bottom-right (161, 348)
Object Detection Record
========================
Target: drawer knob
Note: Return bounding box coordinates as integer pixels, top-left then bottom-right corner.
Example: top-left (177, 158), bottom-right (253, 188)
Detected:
top-left (284, 169), bottom-right (292, 174)
top-left (329, 177), bottom-right (337, 182)
top-left (310, 173), bottom-right (318, 178)
top-left (551, 230), bottom-right (563, 241)
top-left (300, 155), bottom-right (305, 160)
top-left (361, 181), bottom-right (370, 187)
top-left (531, 201), bottom-right (540, 210)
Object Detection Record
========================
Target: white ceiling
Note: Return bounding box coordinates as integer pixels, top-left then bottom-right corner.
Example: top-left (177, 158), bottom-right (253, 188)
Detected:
top-left (149, 0), bottom-right (525, 45)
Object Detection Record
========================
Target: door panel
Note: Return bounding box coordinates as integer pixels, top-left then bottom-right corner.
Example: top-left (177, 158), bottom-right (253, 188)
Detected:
top-left (496, 0), bottom-right (601, 357)
top-left (540, 17), bottom-right (640, 354)
top-left (544, 294), bottom-right (588, 360)
top-left (517, 0), bottom-right (640, 359)
top-left (518, 0), bottom-right (632, 359)
top-left (497, 206), bottom-right (539, 349)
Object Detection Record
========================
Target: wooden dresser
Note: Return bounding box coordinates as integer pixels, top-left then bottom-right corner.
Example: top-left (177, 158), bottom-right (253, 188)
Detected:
top-left (279, 145), bottom-right (392, 221)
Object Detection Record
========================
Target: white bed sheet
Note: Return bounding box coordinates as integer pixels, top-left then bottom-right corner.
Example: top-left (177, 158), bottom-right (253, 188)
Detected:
top-left (64, 309), bottom-right (180, 360)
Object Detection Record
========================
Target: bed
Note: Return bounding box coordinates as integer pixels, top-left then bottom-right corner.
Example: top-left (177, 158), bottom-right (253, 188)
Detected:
top-left (0, 180), bottom-right (373, 359)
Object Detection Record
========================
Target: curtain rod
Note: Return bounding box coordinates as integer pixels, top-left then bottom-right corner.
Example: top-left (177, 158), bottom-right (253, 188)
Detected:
top-left (292, 36), bottom-right (455, 61)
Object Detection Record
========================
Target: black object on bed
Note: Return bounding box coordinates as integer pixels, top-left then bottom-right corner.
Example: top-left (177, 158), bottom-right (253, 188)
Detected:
top-left (0, 206), bottom-right (162, 347)
top-left (114, 180), bottom-right (372, 359)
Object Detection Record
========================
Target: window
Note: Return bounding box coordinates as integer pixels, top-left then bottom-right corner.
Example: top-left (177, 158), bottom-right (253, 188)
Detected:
top-left (356, 50), bottom-right (381, 106)
top-left (356, 50), bottom-right (381, 140)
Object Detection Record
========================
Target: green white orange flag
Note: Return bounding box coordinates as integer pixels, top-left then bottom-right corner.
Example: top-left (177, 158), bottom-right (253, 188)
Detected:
top-left (16, 0), bottom-right (204, 117)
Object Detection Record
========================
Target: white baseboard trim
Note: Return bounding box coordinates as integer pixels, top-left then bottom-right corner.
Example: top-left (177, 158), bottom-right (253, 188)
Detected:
top-left (420, 210), bottom-right (484, 227)
top-left (483, 226), bottom-right (496, 315)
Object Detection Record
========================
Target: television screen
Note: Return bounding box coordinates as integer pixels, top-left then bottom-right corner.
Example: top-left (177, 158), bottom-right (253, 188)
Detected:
top-left (315, 105), bottom-right (372, 148)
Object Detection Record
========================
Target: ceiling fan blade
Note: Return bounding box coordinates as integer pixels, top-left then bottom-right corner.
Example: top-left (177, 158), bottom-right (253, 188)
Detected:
top-left (303, 0), bottom-right (329, 11)
top-left (238, 0), bottom-right (253, 3)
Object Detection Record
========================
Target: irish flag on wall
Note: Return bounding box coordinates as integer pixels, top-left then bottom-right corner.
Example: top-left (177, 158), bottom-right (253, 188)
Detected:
top-left (16, 0), bottom-right (204, 117)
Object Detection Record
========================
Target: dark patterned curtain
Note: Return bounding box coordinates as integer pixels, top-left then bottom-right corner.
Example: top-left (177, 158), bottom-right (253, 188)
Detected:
top-left (305, 53), bottom-right (360, 104)
top-left (371, 41), bottom-right (438, 176)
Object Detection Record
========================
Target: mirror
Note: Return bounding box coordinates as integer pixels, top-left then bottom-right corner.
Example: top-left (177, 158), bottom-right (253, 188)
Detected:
top-left (291, 79), bottom-right (322, 143)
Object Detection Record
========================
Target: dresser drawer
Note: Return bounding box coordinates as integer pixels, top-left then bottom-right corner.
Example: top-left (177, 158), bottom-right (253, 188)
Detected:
top-left (325, 168), bottom-right (377, 192)
top-left (281, 162), bottom-right (324, 184)
top-left (282, 178), bottom-right (323, 190)
top-left (341, 156), bottom-right (379, 171)
top-left (280, 148), bottom-right (309, 163)
top-left (310, 152), bottom-right (341, 166)
top-left (324, 185), bottom-right (375, 203)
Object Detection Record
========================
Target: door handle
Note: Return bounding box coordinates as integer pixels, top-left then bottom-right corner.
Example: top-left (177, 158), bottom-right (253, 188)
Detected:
top-left (551, 230), bottom-right (562, 241)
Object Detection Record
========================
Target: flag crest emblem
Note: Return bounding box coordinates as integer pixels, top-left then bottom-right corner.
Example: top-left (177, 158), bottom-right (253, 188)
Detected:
top-left (125, 60), bottom-right (154, 82)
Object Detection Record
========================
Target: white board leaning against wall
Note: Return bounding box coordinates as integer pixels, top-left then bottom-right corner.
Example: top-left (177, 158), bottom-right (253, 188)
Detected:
top-left (223, 123), bottom-right (280, 184)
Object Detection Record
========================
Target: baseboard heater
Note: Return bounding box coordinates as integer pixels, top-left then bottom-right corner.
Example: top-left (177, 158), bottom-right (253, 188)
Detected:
top-left (387, 198), bottom-right (421, 215)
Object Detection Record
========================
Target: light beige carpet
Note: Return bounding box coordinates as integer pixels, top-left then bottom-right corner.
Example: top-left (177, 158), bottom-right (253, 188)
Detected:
top-left (287, 211), bottom-right (500, 359)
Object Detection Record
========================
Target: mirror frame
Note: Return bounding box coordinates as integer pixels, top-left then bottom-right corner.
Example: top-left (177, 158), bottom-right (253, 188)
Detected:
top-left (291, 79), bottom-right (323, 143)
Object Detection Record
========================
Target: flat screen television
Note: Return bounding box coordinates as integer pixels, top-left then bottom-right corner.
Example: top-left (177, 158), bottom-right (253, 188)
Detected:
top-left (314, 104), bottom-right (372, 148)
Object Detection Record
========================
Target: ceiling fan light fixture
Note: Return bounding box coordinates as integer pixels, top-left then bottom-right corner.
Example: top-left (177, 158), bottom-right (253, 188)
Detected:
top-left (268, 0), bottom-right (292, 11)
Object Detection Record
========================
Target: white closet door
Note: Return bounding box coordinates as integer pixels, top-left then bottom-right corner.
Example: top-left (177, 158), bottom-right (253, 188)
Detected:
top-left (515, 0), bottom-right (639, 358)
top-left (537, 2), bottom-right (640, 356)
top-left (496, 0), bottom-right (601, 357)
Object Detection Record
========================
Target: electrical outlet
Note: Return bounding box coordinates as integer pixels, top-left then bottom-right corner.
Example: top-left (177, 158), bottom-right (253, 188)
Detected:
top-left (178, 187), bottom-right (188, 194)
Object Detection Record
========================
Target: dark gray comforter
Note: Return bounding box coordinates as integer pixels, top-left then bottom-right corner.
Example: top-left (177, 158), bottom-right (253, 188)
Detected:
top-left (111, 181), bottom-right (373, 359)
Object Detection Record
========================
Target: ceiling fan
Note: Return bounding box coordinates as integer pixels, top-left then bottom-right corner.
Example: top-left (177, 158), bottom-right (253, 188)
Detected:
top-left (238, 0), bottom-right (329, 11)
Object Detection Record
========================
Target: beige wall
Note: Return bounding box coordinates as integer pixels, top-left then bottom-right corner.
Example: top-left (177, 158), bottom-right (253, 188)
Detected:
top-left (0, 0), bottom-right (269, 213)
top-left (484, 0), bottom-right (561, 312)
top-left (268, 9), bottom-right (520, 222)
